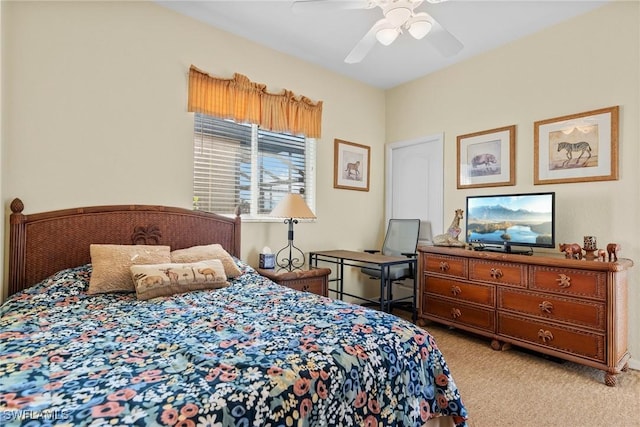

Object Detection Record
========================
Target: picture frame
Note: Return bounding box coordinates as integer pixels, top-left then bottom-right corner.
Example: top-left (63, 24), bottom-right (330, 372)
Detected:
top-left (534, 106), bottom-right (619, 185)
top-left (333, 139), bottom-right (370, 191)
top-left (457, 125), bottom-right (516, 189)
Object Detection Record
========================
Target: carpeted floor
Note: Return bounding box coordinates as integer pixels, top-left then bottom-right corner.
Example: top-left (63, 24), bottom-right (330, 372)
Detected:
top-left (420, 322), bottom-right (640, 427)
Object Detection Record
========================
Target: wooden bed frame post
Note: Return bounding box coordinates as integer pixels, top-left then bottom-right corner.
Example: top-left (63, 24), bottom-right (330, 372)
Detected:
top-left (9, 198), bottom-right (27, 297)
top-left (233, 205), bottom-right (242, 259)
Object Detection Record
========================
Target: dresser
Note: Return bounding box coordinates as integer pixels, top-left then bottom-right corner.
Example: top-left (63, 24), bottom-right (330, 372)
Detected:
top-left (418, 245), bottom-right (633, 386)
top-left (257, 267), bottom-right (331, 297)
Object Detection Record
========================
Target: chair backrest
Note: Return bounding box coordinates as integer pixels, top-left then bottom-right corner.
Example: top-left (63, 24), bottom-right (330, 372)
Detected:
top-left (382, 219), bottom-right (421, 257)
top-left (418, 220), bottom-right (433, 245)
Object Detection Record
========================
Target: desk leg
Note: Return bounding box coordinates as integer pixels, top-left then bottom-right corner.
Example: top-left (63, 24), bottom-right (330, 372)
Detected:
top-left (386, 267), bottom-right (393, 313)
top-left (412, 264), bottom-right (417, 322)
top-left (380, 266), bottom-right (387, 313)
top-left (338, 259), bottom-right (344, 301)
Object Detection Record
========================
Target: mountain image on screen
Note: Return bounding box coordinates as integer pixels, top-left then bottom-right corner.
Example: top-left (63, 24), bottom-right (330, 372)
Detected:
top-left (466, 193), bottom-right (555, 249)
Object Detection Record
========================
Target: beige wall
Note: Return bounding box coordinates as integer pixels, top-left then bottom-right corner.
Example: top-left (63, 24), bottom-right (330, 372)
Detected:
top-left (0, 1), bottom-right (387, 300)
top-left (386, 1), bottom-right (640, 368)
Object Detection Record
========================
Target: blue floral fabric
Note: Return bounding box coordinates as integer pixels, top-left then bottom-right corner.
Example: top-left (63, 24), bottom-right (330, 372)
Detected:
top-left (0, 262), bottom-right (467, 426)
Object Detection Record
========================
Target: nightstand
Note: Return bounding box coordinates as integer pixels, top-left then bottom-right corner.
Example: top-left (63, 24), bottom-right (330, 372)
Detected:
top-left (257, 267), bottom-right (331, 297)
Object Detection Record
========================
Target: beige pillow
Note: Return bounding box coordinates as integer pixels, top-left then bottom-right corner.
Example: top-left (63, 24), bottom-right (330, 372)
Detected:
top-left (130, 259), bottom-right (228, 300)
top-left (88, 244), bottom-right (171, 294)
top-left (170, 244), bottom-right (242, 278)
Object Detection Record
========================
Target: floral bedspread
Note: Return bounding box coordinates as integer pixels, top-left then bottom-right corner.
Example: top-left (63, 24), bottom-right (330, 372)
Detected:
top-left (0, 262), bottom-right (467, 426)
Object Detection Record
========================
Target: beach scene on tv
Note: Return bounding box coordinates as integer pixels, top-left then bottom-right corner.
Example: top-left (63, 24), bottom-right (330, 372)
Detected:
top-left (466, 194), bottom-right (554, 246)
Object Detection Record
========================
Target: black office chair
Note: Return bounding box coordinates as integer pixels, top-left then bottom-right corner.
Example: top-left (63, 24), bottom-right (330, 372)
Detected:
top-left (361, 218), bottom-right (421, 312)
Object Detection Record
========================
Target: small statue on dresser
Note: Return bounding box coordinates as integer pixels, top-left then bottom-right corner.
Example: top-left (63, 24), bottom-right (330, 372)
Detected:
top-left (559, 243), bottom-right (583, 259)
top-left (433, 209), bottom-right (466, 247)
top-left (607, 243), bottom-right (620, 262)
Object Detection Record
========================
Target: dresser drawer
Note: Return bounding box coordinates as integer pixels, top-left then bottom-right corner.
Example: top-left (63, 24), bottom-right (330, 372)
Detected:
top-left (283, 277), bottom-right (327, 296)
top-left (258, 268), bottom-right (330, 297)
top-left (498, 313), bottom-right (605, 362)
top-left (529, 266), bottom-right (606, 300)
top-left (498, 288), bottom-right (605, 330)
top-left (469, 259), bottom-right (527, 288)
top-left (424, 276), bottom-right (494, 307)
top-left (423, 253), bottom-right (467, 278)
top-left (422, 295), bottom-right (495, 332)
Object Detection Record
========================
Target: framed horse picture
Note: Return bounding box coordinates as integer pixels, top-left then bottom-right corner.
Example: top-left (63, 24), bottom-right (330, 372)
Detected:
top-left (534, 106), bottom-right (619, 185)
top-left (334, 139), bottom-right (370, 191)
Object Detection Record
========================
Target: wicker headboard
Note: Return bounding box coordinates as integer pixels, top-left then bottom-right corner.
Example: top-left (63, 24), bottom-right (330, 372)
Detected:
top-left (8, 198), bottom-right (241, 296)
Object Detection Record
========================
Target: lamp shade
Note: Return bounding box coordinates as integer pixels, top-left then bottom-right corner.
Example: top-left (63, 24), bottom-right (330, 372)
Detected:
top-left (384, 5), bottom-right (411, 27)
top-left (407, 13), bottom-right (434, 40)
top-left (376, 27), bottom-right (400, 46)
top-left (270, 194), bottom-right (316, 219)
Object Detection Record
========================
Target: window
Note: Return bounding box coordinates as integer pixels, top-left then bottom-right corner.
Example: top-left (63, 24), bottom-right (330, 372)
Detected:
top-left (193, 113), bottom-right (316, 220)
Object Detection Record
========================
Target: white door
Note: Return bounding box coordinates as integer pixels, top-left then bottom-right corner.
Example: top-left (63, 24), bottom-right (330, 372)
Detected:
top-left (385, 134), bottom-right (444, 243)
top-left (385, 134), bottom-right (444, 302)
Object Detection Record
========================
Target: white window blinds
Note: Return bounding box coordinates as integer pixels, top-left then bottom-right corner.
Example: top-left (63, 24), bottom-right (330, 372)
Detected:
top-left (193, 113), bottom-right (315, 219)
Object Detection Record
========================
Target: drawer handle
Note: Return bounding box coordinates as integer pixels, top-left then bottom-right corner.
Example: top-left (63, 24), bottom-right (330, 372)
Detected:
top-left (302, 284), bottom-right (309, 291)
top-left (537, 329), bottom-right (554, 343)
top-left (556, 274), bottom-right (571, 288)
top-left (490, 268), bottom-right (503, 279)
top-left (450, 285), bottom-right (462, 296)
top-left (539, 301), bottom-right (554, 314)
top-left (450, 308), bottom-right (462, 319)
top-left (439, 261), bottom-right (450, 272)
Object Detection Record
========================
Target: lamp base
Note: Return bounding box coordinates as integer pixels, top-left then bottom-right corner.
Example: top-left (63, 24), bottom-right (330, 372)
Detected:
top-left (275, 218), bottom-right (305, 272)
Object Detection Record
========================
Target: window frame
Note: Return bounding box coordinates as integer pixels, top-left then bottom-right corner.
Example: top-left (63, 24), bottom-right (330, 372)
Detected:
top-left (193, 114), bottom-right (316, 223)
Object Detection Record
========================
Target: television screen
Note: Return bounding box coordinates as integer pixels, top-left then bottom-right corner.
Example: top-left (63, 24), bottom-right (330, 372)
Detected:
top-left (465, 192), bottom-right (555, 253)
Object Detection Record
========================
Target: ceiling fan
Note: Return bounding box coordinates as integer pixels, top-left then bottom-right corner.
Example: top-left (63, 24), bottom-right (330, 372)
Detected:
top-left (291, 0), bottom-right (463, 64)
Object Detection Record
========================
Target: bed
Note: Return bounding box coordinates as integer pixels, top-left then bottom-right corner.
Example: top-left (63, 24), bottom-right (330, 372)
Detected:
top-left (0, 198), bottom-right (467, 426)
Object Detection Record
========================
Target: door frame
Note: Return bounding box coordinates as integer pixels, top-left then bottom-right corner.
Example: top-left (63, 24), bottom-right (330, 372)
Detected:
top-left (385, 133), bottom-right (444, 239)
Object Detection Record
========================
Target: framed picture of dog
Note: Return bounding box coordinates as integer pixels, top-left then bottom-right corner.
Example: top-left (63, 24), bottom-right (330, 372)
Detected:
top-left (334, 139), bottom-right (370, 191)
top-left (457, 125), bottom-right (516, 189)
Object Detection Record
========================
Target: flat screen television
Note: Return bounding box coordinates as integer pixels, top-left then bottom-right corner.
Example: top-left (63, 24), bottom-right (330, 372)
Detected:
top-left (465, 192), bottom-right (555, 255)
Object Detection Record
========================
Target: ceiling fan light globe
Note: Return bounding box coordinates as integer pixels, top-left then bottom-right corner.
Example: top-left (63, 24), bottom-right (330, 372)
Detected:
top-left (376, 28), bottom-right (399, 46)
top-left (408, 20), bottom-right (433, 39)
top-left (384, 6), bottom-right (412, 27)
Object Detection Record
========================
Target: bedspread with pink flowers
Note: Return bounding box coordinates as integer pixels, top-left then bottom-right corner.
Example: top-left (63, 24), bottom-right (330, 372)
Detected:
top-left (0, 262), bottom-right (467, 426)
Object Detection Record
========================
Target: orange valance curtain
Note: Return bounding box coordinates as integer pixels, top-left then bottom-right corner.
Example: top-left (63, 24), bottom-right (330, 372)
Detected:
top-left (188, 65), bottom-right (323, 138)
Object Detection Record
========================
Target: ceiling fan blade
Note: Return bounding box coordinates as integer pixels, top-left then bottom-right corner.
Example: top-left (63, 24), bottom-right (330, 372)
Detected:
top-left (291, 0), bottom-right (371, 14)
top-left (426, 19), bottom-right (463, 57)
top-left (344, 19), bottom-right (394, 64)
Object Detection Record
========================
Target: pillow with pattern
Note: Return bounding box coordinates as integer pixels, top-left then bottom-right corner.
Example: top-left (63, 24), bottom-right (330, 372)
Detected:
top-left (130, 259), bottom-right (228, 300)
top-left (170, 244), bottom-right (242, 278)
top-left (88, 244), bottom-right (171, 294)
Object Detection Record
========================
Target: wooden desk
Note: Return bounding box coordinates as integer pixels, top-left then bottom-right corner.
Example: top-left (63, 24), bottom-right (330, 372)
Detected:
top-left (309, 249), bottom-right (417, 321)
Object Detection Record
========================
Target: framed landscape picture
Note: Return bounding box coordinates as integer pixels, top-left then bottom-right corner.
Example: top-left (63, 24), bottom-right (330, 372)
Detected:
top-left (457, 125), bottom-right (516, 189)
top-left (534, 106), bottom-right (619, 185)
top-left (334, 139), bottom-right (370, 191)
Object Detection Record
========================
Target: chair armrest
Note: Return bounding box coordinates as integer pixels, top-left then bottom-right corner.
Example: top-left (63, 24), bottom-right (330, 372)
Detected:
top-left (364, 249), bottom-right (380, 254)
top-left (401, 252), bottom-right (417, 258)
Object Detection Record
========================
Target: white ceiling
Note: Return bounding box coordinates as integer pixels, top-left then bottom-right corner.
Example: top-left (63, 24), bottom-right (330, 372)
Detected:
top-left (157, 0), bottom-right (609, 89)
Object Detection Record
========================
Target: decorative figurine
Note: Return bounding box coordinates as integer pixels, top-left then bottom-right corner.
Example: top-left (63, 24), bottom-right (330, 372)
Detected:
top-left (559, 243), bottom-right (583, 259)
top-left (583, 235), bottom-right (598, 260)
top-left (433, 209), bottom-right (466, 247)
top-left (606, 243), bottom-right (620, 262)
top-left (597, 249), bottom-right (607, 262)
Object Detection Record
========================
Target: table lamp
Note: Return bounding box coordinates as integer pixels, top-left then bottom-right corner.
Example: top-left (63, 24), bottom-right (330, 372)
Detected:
top-left (270, 193), bottom-right (316, 271)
